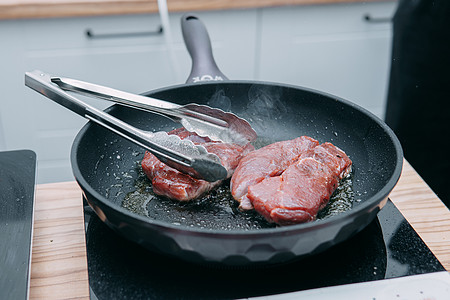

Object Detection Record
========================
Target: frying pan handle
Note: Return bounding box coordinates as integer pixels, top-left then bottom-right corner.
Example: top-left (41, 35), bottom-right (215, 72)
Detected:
top-left (181, 14), bottom-right (228, 84)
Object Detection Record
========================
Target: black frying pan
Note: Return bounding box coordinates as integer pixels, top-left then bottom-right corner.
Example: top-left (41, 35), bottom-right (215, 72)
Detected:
top-left (72, 14), bottom-right (403, 266)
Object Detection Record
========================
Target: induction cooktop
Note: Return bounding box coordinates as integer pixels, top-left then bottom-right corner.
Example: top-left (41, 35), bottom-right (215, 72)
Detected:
top-left (83, 199), bottom-right (445, 299)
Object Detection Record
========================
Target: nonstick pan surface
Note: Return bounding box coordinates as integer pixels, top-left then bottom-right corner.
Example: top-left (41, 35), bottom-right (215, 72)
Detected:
top-left (72, 79), bottom-right (403, 266)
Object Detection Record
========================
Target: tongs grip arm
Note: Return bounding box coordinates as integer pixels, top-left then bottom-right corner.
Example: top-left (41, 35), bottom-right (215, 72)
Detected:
top-left (25, 70), bottom-right (227, 182)
top-left (25, 71), bottom-right (188, 163)
top-left (50, 76), bottom-right (185, 120)
top-left (50, 76), bottom-right (255, 146)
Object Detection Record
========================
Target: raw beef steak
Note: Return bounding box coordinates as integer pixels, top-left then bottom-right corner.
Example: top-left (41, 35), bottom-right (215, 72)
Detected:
top-left (141, 128), bottom-right (254, 201)
top-left (247, 142), bottom-right (352, 225)
top-left (230, 136), bottom-right (320, 210)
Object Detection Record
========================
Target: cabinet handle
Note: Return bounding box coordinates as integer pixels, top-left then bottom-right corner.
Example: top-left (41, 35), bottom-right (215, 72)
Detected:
top-left (85, 25), bottom-right (163, 39)
top-left (363, 14), bottom-right (391, 23)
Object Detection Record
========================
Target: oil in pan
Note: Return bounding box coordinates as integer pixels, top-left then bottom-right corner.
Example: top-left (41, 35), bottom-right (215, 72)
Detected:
top-left (122, 166), bottom-right (355, 230)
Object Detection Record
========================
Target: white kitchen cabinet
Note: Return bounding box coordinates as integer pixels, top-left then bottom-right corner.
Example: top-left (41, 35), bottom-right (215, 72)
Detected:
top-left (0, 10), bottom-right (258, 183)
top-left (0, 2), bottom-right (395, 184)
top-left (257, 1), bottom-right (397, 118)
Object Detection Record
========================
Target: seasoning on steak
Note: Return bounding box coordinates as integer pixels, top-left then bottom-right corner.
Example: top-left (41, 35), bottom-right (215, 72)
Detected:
top-left (230, 136), bottom-right (320, 210)
top-left (141, 128), bottom-right (254, 201)
top-left (245, 142), bottom-right (352, 225)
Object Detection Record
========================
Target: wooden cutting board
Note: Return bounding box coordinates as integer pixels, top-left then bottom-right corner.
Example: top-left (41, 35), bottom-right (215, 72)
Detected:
top-left (30, 181), bottom-right (89, 300)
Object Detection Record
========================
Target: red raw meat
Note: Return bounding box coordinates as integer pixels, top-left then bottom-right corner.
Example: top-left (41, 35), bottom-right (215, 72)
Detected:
top-left (230, 136), bottom-right (320, 210)
top-left (246, 142), bottom-right (352, 225)
top-left (141, 128), bottom-right (254, 201)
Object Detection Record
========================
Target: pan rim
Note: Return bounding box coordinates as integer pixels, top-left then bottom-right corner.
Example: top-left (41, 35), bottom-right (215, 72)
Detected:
top-left (71, 80), bottom-right (403, 237)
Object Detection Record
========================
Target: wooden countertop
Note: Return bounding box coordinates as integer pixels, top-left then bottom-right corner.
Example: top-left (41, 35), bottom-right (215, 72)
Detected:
top-left (1, 0), bottom-right (393, 20)
top-left (28, 159), bottom-right (450, 299)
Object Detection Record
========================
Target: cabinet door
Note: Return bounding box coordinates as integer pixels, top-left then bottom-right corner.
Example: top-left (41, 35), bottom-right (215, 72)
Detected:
top-left (0, 10), bottom-right (257, 183)
top-left (1, 14), bottom-right (175, 183)
top-left (258, 1), bottom-right (397, 118)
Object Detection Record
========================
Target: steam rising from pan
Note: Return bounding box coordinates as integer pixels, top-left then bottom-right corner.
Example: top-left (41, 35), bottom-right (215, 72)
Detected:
top-left (205, 85), bottom-right (293, 144)
top-left (244, 85), bottom-right (291, 141)
top-left (207, 89), bottom-right (232, 112)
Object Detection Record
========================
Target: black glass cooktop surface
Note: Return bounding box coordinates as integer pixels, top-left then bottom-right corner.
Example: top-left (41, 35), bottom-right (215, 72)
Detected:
top-left (84, 200), bottom-right (444, 299)
top-left (0, 150), bottom-right (37, 300)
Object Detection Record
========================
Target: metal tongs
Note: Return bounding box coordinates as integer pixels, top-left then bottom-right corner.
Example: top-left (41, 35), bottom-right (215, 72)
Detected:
top-left (25, 70), bottom-right (257, 182)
